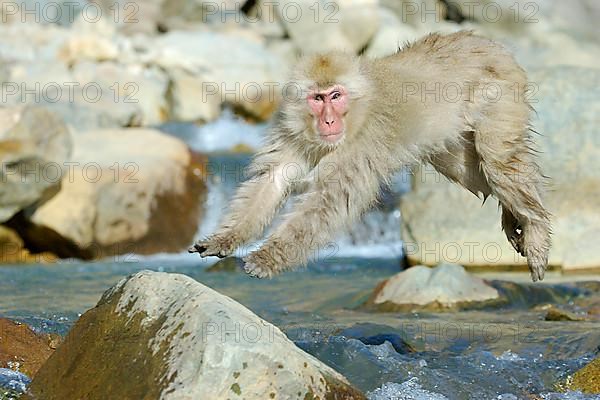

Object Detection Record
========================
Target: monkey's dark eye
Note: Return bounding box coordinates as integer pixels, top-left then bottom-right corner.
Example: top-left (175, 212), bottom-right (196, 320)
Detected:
top-left (314, 94), bottom-right (324, 102)
top-left (331, 91), bottom-right (341, 100)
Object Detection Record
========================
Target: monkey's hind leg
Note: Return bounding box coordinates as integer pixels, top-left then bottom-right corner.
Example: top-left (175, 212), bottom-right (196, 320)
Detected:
top-left (475, 129), bottom-right (552, 281)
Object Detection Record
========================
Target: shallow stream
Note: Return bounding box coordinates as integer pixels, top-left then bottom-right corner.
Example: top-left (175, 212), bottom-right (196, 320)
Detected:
top-left (1, 117), bottom-right (599, 399)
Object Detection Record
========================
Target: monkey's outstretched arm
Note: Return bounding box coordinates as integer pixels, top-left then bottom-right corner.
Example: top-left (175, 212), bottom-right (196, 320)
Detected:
top-left (189, 147), bottom-right (308, 258)
top-left (243, 152), bottom-right (384, 278)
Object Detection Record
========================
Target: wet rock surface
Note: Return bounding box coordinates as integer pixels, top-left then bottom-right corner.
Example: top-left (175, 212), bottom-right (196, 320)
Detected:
top-left (366, 264), bottom-right (501, 311)
top-left (565, 356), bottom-right (600, 394)
top-left (0, 318), bottom-right (57, 378)
top-left (25, 271), bottom-right (365, 400)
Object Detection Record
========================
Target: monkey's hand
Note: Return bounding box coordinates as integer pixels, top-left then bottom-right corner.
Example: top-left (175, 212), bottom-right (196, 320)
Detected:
top-left (188, 234), bottom-right (239, 259)
top-left (242, 250), bottom-right (280, 279)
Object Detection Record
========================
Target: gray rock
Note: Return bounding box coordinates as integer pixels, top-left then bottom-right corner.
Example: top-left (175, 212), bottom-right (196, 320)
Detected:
top-left (401, 67), bottom-right (600, 273)
top-left (0, 106), bottom-right (72, 222)
top-left (26, 271), bottom-right (365, 399)
top-left (368, 264), bottom-right (500, 311)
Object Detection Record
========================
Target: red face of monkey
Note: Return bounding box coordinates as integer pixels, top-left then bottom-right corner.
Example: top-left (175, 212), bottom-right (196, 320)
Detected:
top-left (307, 85), bottom-right (348, 143)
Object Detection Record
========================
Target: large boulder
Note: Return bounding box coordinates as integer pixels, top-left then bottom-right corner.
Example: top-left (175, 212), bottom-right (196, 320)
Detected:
top-left (29, 128), bottom-right (206, 258)
top-left (366, 264), bottom-right (500, 311)
top-left (0, 106), bottom-right (72, 223)
top-left (401, 67), bottom-right (600, 273)
top-left (564, 356), bottom-right (600, 394)
top-left (26, 271), bottom-right (365, 399)
top-left (0, 318), bottom-right (57, 378)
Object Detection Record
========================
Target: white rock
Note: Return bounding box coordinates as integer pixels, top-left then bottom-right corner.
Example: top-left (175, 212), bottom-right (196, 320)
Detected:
top-left (380, 0), bottom-right (446, 31)
top-left (365, 7), bottom-right (421, 58)
top-left (372, 264), bottom-right (500, 308)
top-left (246, 0), bottom-right (287, 38)
top-left (0, 23), bottom-right (70, 63)
top-left (167, 67), bottom-right (222, 123)
top-left (276, 0), bottom-right (379, 54)
top-left (71, 61), bottom-right (169, 126)
top-left (152, 30), bottom-right (287, 120)
top-left (58, 16), bottom-right (119, 64)
top-left (31, 129), bottom-right (191, 247)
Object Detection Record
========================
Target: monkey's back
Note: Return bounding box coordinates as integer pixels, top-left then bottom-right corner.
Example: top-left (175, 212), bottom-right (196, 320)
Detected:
top-left (364, 31), bottom-right (531, 158)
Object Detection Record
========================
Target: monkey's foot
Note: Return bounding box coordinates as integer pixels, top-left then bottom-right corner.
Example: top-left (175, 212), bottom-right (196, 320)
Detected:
top-left (188, 234), bottom-right (237, 258)
top-left (527, 249), bottom-right (547, 282)
top-left (242, 252), bottom-right (279, 279)
top-left (242, 261), bottom-right (273, 279)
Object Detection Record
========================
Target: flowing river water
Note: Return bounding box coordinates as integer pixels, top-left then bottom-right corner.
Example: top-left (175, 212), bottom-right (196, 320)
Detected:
top-left (1, 115), bottom-right (599, 399)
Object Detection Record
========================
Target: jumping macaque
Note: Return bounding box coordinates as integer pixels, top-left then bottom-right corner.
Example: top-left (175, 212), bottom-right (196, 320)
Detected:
top-left (189, 31), bottom-right (552, 282)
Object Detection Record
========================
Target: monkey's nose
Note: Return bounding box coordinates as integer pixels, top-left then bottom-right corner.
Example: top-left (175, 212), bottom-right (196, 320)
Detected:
top-left (325, 120), bottom-right (335, 126)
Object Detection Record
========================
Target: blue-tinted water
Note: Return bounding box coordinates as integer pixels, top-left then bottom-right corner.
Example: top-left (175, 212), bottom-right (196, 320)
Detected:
top-left (1, 255), bottom-right (598, 399)
top-left (1, 120), bottom-right (599, 399)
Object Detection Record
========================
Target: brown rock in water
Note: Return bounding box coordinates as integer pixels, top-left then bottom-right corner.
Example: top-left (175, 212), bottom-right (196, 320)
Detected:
top-left (565, 357), bottom-right (600, 394)
top-left (18, 129), bottom-right (207, 259)
top-left (0, 318), bottom-right (58, 377)
top-left (542, 305), bottom-right (587, 322)
top-left (25, 271), bottom-right (365, 400)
